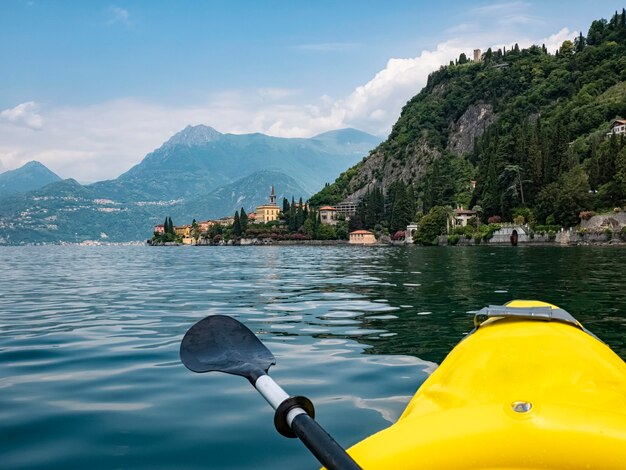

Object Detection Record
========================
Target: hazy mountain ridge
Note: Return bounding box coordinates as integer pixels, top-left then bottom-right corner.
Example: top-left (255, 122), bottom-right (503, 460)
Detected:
top-left (0, 127), bottom-right (380, 244)
top-left (104, 126), bottom-right (380, 200)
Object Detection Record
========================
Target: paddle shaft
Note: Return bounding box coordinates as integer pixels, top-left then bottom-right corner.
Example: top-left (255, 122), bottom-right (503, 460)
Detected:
top-left (254, 375), bottom-right (361, 470)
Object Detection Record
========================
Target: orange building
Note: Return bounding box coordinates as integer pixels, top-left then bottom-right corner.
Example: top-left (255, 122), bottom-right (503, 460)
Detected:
top-left (349, 230), bottom-right (376, 244)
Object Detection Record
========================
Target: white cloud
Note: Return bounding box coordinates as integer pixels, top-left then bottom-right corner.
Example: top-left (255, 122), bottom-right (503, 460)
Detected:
top-left (0, 19), bottom-right (577, 183)
top-left (0, 102), bottom-right (44, 130)
top-left (108, 6), bottom-right (131, 27)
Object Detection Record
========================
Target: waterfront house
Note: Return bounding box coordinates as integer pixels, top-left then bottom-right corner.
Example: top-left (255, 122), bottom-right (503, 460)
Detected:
top-left (349, 230), bottom-right (376, 244)
top-left (607, 119), bottom-right (626, 136)
top-left (319, 206), bottom-right (338, 226)
top-left (255, 186), bottom-right (280, 223)
top-left (154, 224), bottom-right (165, 234)
top-left (248, 212), bottom-right (257, 222)
top-left (216, 217), bottom-right (235, 226)
top-left (198, 220), bottom-right (213, 232)
top-left (454, 207), bottom-right (477, 227)
top-left (175, 225), bottom-right (191, 237)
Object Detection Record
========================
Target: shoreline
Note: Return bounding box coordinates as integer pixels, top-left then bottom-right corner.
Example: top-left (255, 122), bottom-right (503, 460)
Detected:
top-left (147, 238), bottom-right (626, 247)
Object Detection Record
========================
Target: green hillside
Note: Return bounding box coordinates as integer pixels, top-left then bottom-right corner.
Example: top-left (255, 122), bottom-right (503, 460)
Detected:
top-left (311, 10), bottom-right (626, 230)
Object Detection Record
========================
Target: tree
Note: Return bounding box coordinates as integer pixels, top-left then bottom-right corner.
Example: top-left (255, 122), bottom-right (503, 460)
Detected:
top-left (191, 219), bottom-right (200, 241)
top-left (574, 32), bottom-right (586, 52)
top-left (288, 197), bottom-right (296, 231)
top-left (296, 197), bottom-right (305, 229)
top-left (240, 208), bottom-right (248, 232)
top-left (390, 184), bottom-right (415, 232)
top-left (614, 146), bottom-right (626, 202)
top-left (423, 156), bottom-right (455, 211)
top-left (414, 206), bottom-right (449, 245)
top-left (587, 19), bottom-right (608, 45)
top-left (232, 212), bottom-right (241, 237)
top-left (559, 40), bottom-right (574, 55)
top-left (536, 167), bottom-right (592, 226)
top-left (165, 217), bottom-right (174, 234)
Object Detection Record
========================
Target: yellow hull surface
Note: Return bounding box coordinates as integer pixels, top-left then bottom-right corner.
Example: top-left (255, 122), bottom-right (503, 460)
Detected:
top-left (348, 301), bottom-right (626, 469)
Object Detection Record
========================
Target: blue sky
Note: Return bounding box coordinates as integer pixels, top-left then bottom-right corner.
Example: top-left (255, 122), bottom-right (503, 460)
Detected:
top-left (1, 1), bottom-right (625, 181)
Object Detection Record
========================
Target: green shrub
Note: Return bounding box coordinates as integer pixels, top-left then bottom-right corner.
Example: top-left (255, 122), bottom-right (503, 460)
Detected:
top-left (414, 206), bottom-right (449, 245)
top-left (448, 234), bottom-right (460, 245)
top-left (604, 228), bottom-right (613, 241)
top-left (473, 233), bottom-right (482, 245)
top-left (547, 230), bottom-right (556, 241)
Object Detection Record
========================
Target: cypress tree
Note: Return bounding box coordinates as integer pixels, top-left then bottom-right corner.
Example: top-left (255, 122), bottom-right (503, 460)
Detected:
top-left (240, 208), bottom-right (248, 232)
top-left (282, 197), bottom-right (290, 214)
top-left (233, 212), bottom-right (241, 237)
top-left (296, 197), bottom-right (304, 228)
top-left (289, 197), bottom-right (296, 231)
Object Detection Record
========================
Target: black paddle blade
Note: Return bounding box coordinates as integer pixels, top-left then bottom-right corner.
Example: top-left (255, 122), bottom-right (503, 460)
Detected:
top-left (180, 315), bottom-right (275, 381)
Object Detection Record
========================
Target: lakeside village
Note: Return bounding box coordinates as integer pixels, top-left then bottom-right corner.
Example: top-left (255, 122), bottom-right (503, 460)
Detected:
top-left (150, 121), bottom-right (626, 247)
top-left (151, 162), bottom-right (626, 248)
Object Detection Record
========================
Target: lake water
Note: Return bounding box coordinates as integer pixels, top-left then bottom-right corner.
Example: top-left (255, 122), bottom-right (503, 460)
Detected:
top-left (1, 245), bottom-right (625, 469)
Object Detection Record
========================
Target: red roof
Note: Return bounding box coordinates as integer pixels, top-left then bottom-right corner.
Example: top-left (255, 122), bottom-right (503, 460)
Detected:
top-left (611, 119), bottom-right (626, 126)
top-left (319, 206), bottom-right (337, 211)
top-left (350, 230), bottom-right (373, 235)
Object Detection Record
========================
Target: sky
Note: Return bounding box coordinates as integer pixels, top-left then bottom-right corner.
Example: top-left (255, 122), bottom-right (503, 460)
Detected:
top-left (1, 0), bottom-right (625, 182)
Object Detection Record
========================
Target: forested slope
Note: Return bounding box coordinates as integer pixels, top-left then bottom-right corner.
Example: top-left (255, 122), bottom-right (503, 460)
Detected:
top-left (311, 10), bottom-right (626, 230)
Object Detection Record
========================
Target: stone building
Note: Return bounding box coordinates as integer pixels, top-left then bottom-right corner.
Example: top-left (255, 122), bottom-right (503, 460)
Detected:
top-left (319, 206), bottom-right (338, 225)
top-left (255, 186), bottom-right (280, 224)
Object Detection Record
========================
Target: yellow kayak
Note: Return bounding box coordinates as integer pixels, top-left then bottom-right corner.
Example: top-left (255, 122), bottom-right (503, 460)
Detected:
top-left (347, 300), bottom-right (626, 469)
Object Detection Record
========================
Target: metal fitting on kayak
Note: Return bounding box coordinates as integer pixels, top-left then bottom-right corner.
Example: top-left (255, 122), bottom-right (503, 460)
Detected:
top-left (471, 301), bottom-right (601, 341)
top-left (511, 401), bottom-right (532, 413)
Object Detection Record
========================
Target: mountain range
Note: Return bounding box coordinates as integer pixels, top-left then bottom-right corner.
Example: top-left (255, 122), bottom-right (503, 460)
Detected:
top-left (0, 126), bottom-right (380, 244)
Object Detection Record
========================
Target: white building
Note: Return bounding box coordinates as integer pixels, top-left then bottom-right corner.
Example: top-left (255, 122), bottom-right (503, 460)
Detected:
top-left (318, 206), bottom-right (338, 226)
top-left (607, 119), bottom-right (626, 136)
top-left (454, 207), bottom-right (477, 227)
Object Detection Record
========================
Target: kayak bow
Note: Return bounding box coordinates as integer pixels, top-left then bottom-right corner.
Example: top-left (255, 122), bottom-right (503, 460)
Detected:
top-left (347, 300), bottom-right (626, 469)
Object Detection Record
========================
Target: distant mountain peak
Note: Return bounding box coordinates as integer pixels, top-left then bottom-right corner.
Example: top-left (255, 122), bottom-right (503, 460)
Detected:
top-left (0, 160), bottom-right (62, 198)
top-left (164, 125), bottom-right (222, 147)
top-left (22, 160), bottom-right (47, 169)
top-left (311, 128), bottom-right (380, 143)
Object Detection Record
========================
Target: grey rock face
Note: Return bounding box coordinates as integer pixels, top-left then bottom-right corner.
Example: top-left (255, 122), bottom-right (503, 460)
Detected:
top-left (447, 103), bottom-right (496, 156)
top-left (344, 136), bottom-right (441, 202)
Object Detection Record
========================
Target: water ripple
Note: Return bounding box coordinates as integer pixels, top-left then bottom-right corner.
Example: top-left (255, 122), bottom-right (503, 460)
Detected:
top-left (0, 245), bottom-right (625, 469)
